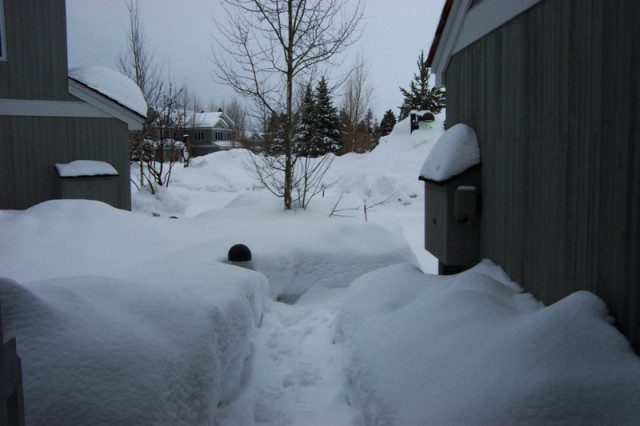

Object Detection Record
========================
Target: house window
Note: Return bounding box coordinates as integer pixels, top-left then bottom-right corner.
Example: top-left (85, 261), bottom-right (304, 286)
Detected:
top-left (215, 131), bottom-right (224, 141)
top-left (195, 131), bottom-right (204, 141)
top-left (0, 0), bottom-right (6, 61)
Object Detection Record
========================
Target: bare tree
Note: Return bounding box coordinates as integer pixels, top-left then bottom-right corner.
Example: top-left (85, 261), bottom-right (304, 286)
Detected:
top-left (214, 0), bottom-right (364, 210)
top-left (222, 98), bottom-right (248, 148)
top-left (340, 55), bottom-right (374, 153)
top-left (117, 0), bottom-right (163, 188)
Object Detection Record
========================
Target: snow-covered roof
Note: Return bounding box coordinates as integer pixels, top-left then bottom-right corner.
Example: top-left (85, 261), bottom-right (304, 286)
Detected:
top-left (55, 160), bottom-right (118, 177)
top-left (69, 66), bottom-right (147, 118)
top-left (190, 111), bottom-right (234, 129)
top-left (419, 123), bottom-right (480, 182)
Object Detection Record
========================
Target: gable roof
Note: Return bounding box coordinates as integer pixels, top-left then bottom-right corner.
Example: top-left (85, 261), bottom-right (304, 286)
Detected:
top-left (190, 111), bottom-right (235, 129)
top-left (427, 0), bottom-right (541, 86)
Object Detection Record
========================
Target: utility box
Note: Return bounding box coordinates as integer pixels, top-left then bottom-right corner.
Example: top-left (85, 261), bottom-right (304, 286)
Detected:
top-left (55, 160), bottom-right (119, 207)
top-left (420, 166), bottom-right (481, 271)
top-left (418, 123), bottom-right (481, 274)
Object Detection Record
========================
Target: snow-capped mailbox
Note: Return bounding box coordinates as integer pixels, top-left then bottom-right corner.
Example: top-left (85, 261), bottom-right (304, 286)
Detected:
top-left (55, 160), bottom-right (119, 208)
top-left (410, 111), bottom-right (436, 134)
top-left (419, 124), bottom-right (481, 274)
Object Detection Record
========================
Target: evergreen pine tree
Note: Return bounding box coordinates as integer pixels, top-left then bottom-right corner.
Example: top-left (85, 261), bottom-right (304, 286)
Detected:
top-left (293, 84), bottom-right (316, 156)
top-left (314, 77), bottom-right (342, 155)
top-left (398, 51), bottom-right (445, 120)
top-left (264, 112), bottom-right (286, 156)
top-left (380, 109), bottom-right (397, 136)
top-left (370, 117), bottom-right (381, 151)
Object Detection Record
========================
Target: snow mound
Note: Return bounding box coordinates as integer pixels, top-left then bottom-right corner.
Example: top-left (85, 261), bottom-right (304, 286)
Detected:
top-left (419, 123), bottom-right (480, 182)
top-left (198, 192), bottom-right (419, 302)
top-left (0, 195), bottom-right (418, 422)
top-left (69, 66), bottom-right (147, 117)
top-left (327, 112), bottom-right (444, 205)
top-left (0, 269), bottom-right (268, 424)
top-left (336, 260), bottom-right (640, 424)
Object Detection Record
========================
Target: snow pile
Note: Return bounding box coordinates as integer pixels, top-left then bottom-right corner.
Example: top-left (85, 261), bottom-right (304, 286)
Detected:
top-left (132, 113), bottom-right (446, 219)
top-left (55, 160), bottom-right (118, 177)
top-left (335, 261), bottom-right (640, 424)
top-left (419, 122), bottom-right (480, 181)
top-left (0, 195), bottom-right (416, 422)
top-left (0, 200), bottom-right (270, 423)
top-left (0, 272), bottom-right (266, 424)
top-left (69, 66), bottom-right (147, 117)
top-left (192, 192), bottom-right (417, 301)
top-left (326, 113), bottom-right (444, 206)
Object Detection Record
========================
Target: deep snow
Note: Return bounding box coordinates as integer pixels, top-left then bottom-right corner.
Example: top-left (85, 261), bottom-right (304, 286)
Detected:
top-left (1, 113), bottom-right (639, 424)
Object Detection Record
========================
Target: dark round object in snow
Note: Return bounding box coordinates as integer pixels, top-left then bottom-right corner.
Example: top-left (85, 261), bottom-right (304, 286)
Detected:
top-left (228, 244), bottom-right (252, 262)
top-left (420, 112), bottom-right (435, 122)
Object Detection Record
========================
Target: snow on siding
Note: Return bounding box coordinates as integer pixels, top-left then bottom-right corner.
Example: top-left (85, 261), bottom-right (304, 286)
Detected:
top-left (69, 66), bottom-right (147, 118)
top-left (419, 123), bottom-right (480, 182)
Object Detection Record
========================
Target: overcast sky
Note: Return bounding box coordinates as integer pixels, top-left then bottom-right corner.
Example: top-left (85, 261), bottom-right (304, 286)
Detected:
top-left (66, 0), bottom-right (445, 123)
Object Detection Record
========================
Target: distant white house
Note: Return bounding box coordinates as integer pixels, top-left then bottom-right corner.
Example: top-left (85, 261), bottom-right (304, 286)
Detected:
top-left (185, 111), bottom-right (236, 157)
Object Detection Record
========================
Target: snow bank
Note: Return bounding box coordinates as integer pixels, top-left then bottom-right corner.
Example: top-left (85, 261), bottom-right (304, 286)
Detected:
top-left (327, 113), bottom-right (444, 206)
top-left (193, 192), bottom-right (418, 302)
top-left (336, 260), bottom-right (640, 424)
top-left (0, 199), bottom-right (272, 423)
top-left (55, 160), bottom-right (118, 177)
top-left (0, 195), bottom-right (417, 421)
top-left (0, 270), bottom-right (267, 424)
top-left (69, 66), bottom-right (147, 117)
top-left (131, 113), bottom-right (446, 220)
top-left (419, 122), bottom-right (480, 182)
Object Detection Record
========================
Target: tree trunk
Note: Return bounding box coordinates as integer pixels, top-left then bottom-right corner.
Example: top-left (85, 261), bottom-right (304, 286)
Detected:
top-left (283, 0), bottom-right (294, 210)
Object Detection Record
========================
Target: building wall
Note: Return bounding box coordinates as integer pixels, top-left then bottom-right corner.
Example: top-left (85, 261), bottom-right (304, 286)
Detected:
top-left (0, 116), bottom-right (132, 210)
top-left (445, 0), bottom-right (640, 350)
top-left (0, 0), bottom-right (71, 101)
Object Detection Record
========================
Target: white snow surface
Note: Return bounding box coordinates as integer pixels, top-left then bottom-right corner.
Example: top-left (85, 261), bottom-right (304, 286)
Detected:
top-left (420, 122), bottom-right (480, 181)
top-left (2, 112), bottom-right (640, 424)
top-left (335, 261), bottom-right (640, 424)
top-left (55, 159), bottom-right (118, 177)
top-left (69, 65), bottom-right (147, 117)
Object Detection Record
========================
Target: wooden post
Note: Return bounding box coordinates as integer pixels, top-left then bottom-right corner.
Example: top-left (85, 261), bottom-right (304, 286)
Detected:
top-left (0, 300), bottom-right (25, 426)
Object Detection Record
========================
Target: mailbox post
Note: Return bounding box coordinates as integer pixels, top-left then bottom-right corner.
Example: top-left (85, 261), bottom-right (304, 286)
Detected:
top-left (419, 123), bottom-right (481, 275)
top-left (420, 166), bottom-right (481, 274)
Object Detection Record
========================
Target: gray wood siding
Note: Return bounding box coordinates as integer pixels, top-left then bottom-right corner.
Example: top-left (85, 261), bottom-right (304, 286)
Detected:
top-left (0, 0), bottom-right (71, 100)
top-left (0, 116), bottom-right (131, 210)
top-left (445, 0), bottom-right (640, 351)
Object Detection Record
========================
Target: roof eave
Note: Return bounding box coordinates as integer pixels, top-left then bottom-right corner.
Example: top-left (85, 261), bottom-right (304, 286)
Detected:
top-left (427, 0), bottom-right (542, 88)
top-left (68, 78), bottom-right (146, 131)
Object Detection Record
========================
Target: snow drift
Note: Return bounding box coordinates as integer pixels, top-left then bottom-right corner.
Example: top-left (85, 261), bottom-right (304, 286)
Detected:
top-left (0, 195), bottom-right (416, 423)
top-left (335, 260), bottom-right (640, 424)
top-left (0, 271), bottom-right (267, 424)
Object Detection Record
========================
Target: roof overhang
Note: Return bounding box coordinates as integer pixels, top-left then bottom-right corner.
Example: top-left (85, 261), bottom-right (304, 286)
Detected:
top-left (428, 0), bottom-right (541, 87)
top-left (68, 78), bottom-right (146, 131)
